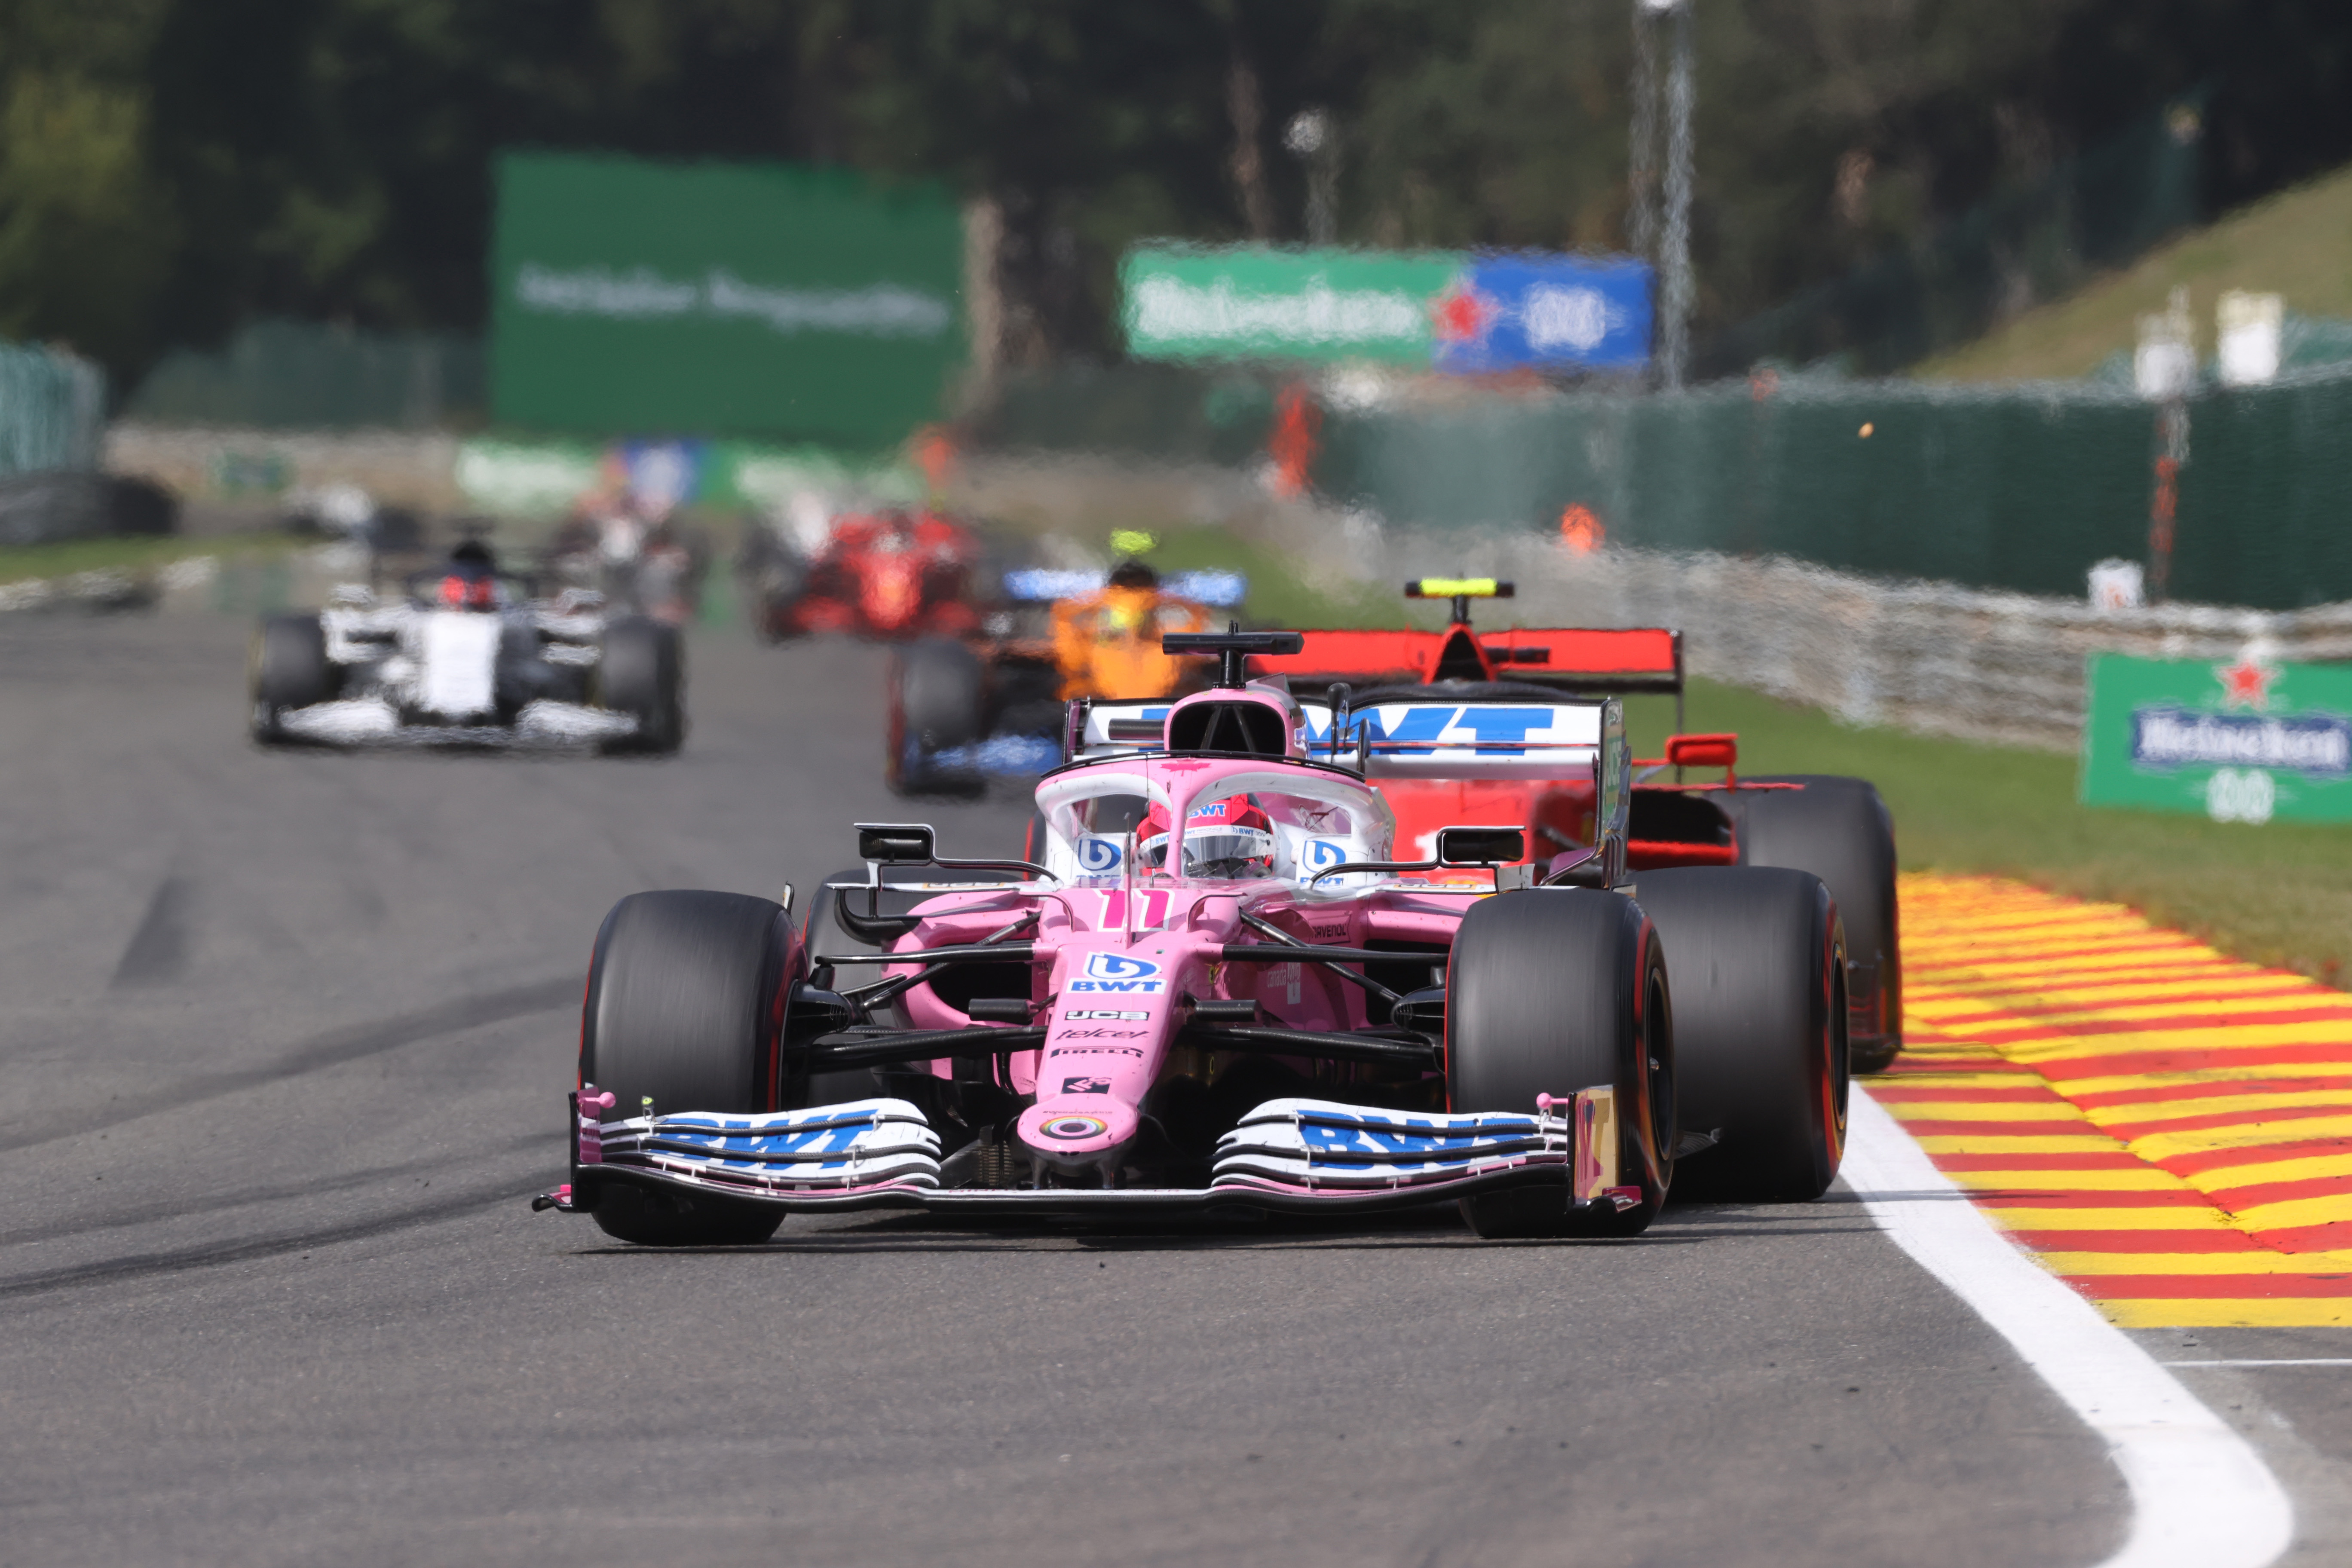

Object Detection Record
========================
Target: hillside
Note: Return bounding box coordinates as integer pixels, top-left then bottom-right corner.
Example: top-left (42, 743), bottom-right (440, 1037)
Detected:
top-left (1914, 161), bottom-right (2352, 383)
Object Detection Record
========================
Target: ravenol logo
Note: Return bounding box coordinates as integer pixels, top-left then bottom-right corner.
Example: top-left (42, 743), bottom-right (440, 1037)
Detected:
top-left (1077, 836), bottom-right (1124, 873)
top-left (1071, 951), bottom-right (1165, 994)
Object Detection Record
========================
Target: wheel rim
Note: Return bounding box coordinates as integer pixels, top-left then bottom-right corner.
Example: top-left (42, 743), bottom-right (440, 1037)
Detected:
top-left (1825, 957), bottom-right (1851, 1146)
top-left (1641, 958), bottom-right (1676, 1196)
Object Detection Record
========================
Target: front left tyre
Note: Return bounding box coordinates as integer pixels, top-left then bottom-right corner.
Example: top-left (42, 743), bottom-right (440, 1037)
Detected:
top-left (1634, 866), bottom-right (1848, 1201)
top-left (1446, 889), bottom-right (1675, 1239)
top-left (1727, 776), bottom-right (1900, 1073)
top-left (578, 890), bottom-right (798, 1246)
top-left (596, 616), bottom-right (686, 755)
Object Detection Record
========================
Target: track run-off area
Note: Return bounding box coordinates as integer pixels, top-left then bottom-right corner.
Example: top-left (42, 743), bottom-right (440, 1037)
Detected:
top-left (1882, 875), bottom-right (2352, 1328)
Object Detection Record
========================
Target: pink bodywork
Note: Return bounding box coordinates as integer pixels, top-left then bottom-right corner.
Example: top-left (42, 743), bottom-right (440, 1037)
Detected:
top-left (876, 685), bottom-right (1492, 1176)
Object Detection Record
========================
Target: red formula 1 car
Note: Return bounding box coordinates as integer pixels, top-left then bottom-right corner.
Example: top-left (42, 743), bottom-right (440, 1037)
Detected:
top-left (1243, 578), bottom-right (1902, 1073)
top-left (742, 506), bottom-right (984, 641)
top-left (533, 630), bottom-right (1850, 1245)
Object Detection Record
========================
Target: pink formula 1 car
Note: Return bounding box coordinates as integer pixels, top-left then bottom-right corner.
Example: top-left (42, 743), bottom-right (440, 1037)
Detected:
top-left (534, 632), bottom-right (1850, 1246)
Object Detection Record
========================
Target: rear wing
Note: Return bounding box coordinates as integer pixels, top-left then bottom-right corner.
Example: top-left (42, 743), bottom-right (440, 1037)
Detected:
top-left (1002, 568), bottom-right (1248, 607)
top-left (1072, 695), bottom-right (1620, 784)
top-left (1298, 699), bottom-right (1611, 781)
top-left (1247, 626), bottom-right (1682, 697)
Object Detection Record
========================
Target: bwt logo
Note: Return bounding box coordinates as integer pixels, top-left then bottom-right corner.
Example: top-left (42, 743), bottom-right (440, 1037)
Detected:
top-left (1304, 838), bottom-right (1347, 868)
top-left (1070, 951), bottom-right (1165, 994)
top-left (1077, 836), bottom-right (1124, 873)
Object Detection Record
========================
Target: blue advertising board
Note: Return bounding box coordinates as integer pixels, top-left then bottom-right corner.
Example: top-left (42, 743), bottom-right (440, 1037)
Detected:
top-left (1431, 255), bottom-right (1653, 374)
top-left (1122, 245), bottom-right (1652, 373)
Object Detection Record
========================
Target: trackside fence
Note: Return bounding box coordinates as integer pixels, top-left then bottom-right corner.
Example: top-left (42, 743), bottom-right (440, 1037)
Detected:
top-left (0, 341), bottom-right (104, 475)
top-left (1310, 361), bottom-right (2352, 613)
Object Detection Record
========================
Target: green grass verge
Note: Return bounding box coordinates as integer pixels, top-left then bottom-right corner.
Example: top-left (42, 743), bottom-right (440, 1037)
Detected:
top-left (1143, 527), bottom-right (1410, 630)
top-left (0, 530), bottom-right (309, 586)
top-left (1915, 161), bottom-right (2352, 383)
top-left (1621, 678), bottom-right (2352, 983)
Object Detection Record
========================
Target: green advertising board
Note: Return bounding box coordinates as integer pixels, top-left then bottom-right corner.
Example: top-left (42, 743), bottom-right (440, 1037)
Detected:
top-left (453, 435), bottom-right (920, 517)
top-left (489, 153), bottom-right (963, 443)
top-left (2081, 652), bottom-right (2352, 824)
top-left (1121, 245), bottom-right (1459, 364)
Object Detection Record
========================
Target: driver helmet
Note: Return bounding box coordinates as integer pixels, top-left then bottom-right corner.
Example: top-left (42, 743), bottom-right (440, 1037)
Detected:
top-left (1136, 797), bottom-right (1277, 881)
top-left (438, 540), bottom-right (501, 610)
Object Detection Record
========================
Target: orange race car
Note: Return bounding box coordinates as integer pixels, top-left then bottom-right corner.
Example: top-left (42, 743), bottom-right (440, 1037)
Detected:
top-left (881, 558), bottom-right (1245, 796)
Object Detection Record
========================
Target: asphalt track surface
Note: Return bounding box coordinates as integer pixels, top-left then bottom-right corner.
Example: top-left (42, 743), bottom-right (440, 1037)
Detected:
top-left (0, 609), bottom-right (2334, 1566)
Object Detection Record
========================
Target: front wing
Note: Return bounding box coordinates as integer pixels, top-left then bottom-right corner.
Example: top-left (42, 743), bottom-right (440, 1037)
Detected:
top-left (534, 1088), bottom-right (1641, 1219)
top-left (272, 697), bottom-right (640, 747)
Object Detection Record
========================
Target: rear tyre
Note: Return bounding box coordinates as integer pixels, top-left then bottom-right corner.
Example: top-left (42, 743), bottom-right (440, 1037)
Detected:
top-left (597, 616), bottom-right (686, 755)
top-left (250, 614), bottom-right (337, 742)
top-left (1635, 867), bottom-right (1847, 1201)
top-left (886, 637), bottom-right (986, 796)
top-left (1448, 890), bottom-right (1674, 1239)
top-left (579, 890), bottom-right (796, 1245)
top-left (1728, 776), bottom-right (1901, 1074)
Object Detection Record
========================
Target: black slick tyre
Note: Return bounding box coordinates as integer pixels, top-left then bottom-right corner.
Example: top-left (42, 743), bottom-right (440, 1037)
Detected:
top-left (1633, 866), bottom-right (1847, 1201)
top-left (250, 614), bottom-right (337, 741)
top-left (578, 890), bottom-right (796, 1245)
top-left (1447, 889), bottom-right (1674, 1239)
top-left (886, 637), bottom-right (986, 796)
top-left (1727, 775), bottom-right (1901, 1074)
top-left (597, 616), bottom-right (686, 754)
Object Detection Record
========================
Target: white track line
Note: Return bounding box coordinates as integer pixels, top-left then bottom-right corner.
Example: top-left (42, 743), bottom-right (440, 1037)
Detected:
top-left (1844, 1088), bottom-right (2295, 1568)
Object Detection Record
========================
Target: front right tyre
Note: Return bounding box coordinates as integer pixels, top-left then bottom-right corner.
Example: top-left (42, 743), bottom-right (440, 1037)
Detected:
top-left (578, 890), bottom-right (799, 1246)
top-left (885, 637), bottom-right (987, 796)
top-left (250, 613), bottom-right (337, 743)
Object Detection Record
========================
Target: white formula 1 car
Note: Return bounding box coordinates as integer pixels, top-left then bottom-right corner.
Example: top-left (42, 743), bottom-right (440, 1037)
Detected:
top-left (249, 542), bottom-right (685, 753)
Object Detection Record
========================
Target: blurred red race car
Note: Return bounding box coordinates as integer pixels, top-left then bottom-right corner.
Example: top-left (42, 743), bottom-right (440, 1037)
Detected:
top-left (743, 507), bottom-right (983, 640)
top-left (1243, 577), bottom-right (1903, 1073)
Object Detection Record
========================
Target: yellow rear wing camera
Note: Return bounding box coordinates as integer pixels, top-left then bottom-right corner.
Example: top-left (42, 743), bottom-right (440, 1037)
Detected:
top-left (1405, 578), bottom-right (1514, 600)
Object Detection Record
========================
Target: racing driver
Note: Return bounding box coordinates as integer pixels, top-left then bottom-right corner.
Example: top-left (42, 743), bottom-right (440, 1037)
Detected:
top-left (1135, 797), bottom-right (1279, 880)
top-left (1050, 558), bottom-right (1216, 701)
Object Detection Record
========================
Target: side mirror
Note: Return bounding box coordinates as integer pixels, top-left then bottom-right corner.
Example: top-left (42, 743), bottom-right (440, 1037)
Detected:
top-left (1664, 732), bottom-right (1737, 770)
top-left (1437, 826), bottom-right (1525, 866)
top-left (856, 823), bottom-right (937, 865)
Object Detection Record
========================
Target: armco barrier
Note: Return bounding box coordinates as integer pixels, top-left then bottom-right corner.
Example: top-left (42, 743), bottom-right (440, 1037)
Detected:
top-left (1312, 363), bottom-right (2352, 612)
top-left (1369, 526), bottom-right (2352, 753)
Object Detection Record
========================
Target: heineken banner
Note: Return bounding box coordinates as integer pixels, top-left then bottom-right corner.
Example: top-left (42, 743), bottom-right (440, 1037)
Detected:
top-left (489, 153), bottom-right (963, 443)
top-left (2081, 652), bottom-right (2352, 824)
top-left (1121, 244), bottom-right (1651, 371)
